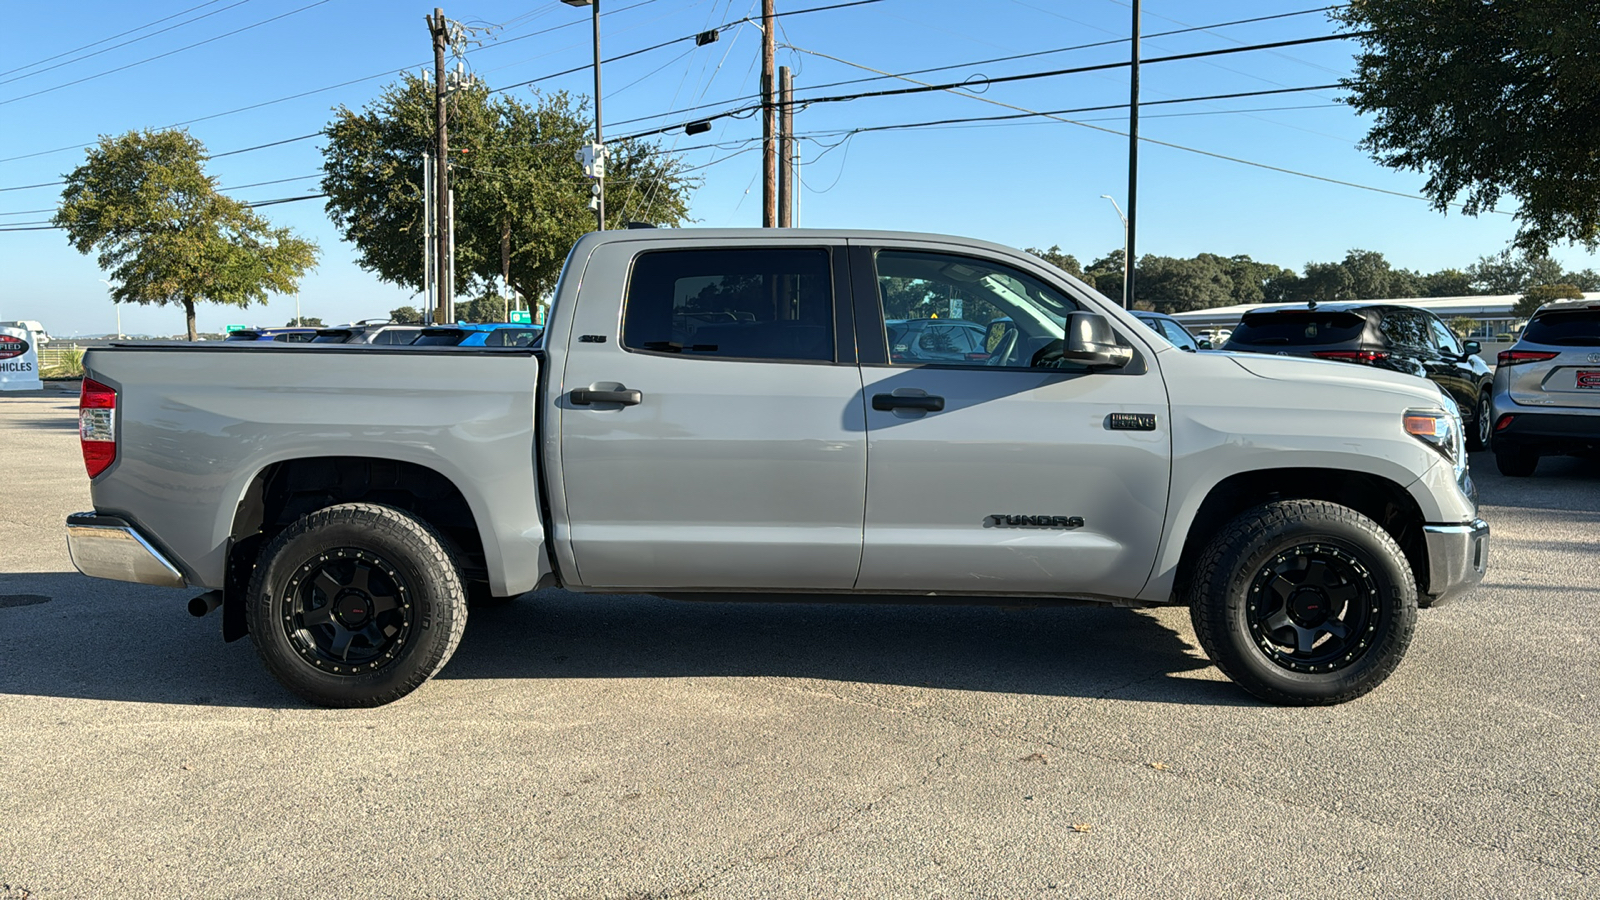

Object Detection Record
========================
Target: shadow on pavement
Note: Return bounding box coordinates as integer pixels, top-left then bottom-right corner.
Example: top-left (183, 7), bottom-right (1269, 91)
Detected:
top-left (0, 572), bottom-right (1245, 709)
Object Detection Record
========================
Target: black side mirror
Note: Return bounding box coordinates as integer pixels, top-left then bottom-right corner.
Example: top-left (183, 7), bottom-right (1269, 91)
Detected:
top-left (1463, 340), bottom-right (1481, 355)
top-left (1197, 338), bottom-right (1213, 350)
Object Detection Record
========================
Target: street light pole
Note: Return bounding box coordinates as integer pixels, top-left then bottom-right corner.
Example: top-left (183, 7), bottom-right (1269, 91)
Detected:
top-left (1099, 195), bottom-right (1129, 309)
top-left (562, 0), bottom-right (605, 231)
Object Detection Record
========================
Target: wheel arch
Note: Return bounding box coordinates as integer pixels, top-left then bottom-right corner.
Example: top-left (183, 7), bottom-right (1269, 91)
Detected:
top-left (222, 456), bottom-right (492, 641)
top-left (1162, 467), bottom-right (1428, 607)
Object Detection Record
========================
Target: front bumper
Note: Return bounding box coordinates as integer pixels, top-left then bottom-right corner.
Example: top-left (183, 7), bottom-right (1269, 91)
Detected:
top-left (1421, 518), bottom-right (1489, 605)
top-left (65, 512), bottom-right (186, 588)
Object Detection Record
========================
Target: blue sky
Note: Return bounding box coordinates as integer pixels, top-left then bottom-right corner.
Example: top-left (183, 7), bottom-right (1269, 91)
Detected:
top-left (2, 0), bottom-right (1593, 337)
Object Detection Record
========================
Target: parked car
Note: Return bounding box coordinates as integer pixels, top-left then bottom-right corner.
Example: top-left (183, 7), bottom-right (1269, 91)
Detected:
top-left (1222, 303), bottom-right (1494, 449)
top-left (1488, 299), bottom-right (1600, 476)
top-left (885, 318), bottom-right (990, 362)
top-left (358, 325), bottom-right (426, 345)
top-left (406, 323), bottom-right (543, 347)
top-left (1131, 311), bottom-right (1206, 351)
top-left (66, 228), bottom-right (1486, 708)
top-left (224, 328), bottom-right (319, 343)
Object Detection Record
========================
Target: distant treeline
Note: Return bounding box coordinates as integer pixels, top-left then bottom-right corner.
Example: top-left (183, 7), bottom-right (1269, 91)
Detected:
top-left (1029, 246), bottom-right (1600, 313)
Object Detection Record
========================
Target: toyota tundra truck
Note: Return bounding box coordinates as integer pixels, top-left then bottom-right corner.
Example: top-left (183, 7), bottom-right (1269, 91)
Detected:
top-left (65, 228), bottom-right (1489, 708)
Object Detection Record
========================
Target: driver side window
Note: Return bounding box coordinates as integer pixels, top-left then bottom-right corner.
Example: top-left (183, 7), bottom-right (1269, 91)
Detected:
top-left (875, 250), bottom-right (1083, 369)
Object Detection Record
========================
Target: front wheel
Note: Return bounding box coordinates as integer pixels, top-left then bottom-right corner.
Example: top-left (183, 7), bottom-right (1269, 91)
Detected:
top-left (1188, 500), bottom-right (1417, 706)
top-left (246, 503), bottom-right (468, 707)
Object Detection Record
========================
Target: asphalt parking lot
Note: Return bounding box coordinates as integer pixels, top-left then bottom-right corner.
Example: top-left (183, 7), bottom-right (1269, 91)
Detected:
top-left (1, 387), bottom-right (1596, 899)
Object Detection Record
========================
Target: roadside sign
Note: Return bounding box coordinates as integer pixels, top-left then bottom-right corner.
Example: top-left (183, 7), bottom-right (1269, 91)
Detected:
top-left (0, 325), bottom-right (42, 392)
top-left (224, 324), bottom-right (246, 332)
top-left (508, 310), bottom-right (531, 324)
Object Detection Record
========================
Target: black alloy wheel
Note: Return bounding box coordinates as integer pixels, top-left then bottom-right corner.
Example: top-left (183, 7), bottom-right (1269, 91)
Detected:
top-left (1189, 499), bottom-right (1417, 705)
top-left (283, 549), bottom-right (413, 675)
top-left (1244, 544), bottom-right (1381, 674)
top-left (247, 503), bottom-right (467, 707)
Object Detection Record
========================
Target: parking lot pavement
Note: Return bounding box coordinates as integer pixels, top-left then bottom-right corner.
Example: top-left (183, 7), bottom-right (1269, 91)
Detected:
top-left (1, 389), bottom-right (1596, 899)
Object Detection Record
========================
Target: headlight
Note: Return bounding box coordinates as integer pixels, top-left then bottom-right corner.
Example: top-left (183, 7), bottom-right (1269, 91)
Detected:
top-left (1404, 405), bottom-right (1465, 475)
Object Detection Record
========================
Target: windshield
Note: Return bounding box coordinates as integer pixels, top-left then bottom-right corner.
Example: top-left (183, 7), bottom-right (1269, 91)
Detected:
top-left (1522, 309), bottom-right (1600, 346)
top-left (1227, 311), bottom-right (1366, 347)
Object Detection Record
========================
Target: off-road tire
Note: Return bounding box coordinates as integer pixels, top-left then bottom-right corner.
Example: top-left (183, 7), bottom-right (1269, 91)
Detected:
top-left (1493, 446), bottom-right (1538, 477)
top-left (246, 503), bottom-right (467, 708)
top-left (1188, 500), bottom-right (1417, 706)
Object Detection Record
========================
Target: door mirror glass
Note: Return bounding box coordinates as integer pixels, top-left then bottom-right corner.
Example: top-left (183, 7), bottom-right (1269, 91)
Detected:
top-left (1197, 338), bottom-right (1213, 350)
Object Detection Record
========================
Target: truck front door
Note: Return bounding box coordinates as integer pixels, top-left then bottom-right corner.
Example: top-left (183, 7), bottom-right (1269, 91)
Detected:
top-left (850, 244), bottom-right (1172, 600)
top-left (554, 239), bottom-right (867, 590)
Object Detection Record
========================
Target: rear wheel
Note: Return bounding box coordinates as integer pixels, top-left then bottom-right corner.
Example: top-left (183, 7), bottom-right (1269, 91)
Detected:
top-left (246, 503), bottom-right (467, 707)
top-left (1189, 500), bottom-right (1417, 706)
top-left (1468, 390), bottom-right (1492, 451)
top-left (1493, 446), bottom-right (1539, 477)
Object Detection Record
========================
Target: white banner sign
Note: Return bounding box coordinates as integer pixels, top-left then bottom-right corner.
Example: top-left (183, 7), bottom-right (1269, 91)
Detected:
top-left (0, 326), bottom-right (42, 391)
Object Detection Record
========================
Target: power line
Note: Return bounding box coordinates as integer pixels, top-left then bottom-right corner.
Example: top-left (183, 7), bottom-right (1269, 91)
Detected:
top-left (0, 0), bottom-right (236, 79)
top-left (0, 0), bottom-right (339, 109)
top-left (0, 0), bottom-right (256, 88)
top-left (492, 0), bottom-right (886, 94)
top-left (0, 134), bottom-right (324, 192)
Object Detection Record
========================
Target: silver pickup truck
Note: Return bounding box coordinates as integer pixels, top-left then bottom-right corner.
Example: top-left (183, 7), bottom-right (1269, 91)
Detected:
top-left (65, 229), bottom-right (1488, 708)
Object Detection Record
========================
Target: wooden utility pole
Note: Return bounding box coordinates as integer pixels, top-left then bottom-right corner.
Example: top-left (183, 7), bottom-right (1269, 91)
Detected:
top-left (761, 0), bottom-right (776, 227)
top-left (428, 8), bottom-right (453, 323)
top-left (778, 66), bottom-right (793, 228)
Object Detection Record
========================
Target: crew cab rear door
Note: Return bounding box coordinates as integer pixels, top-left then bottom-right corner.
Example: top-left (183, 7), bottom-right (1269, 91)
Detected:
top-left (552, 236), bottom-right (866, 590)
top-left (848, 241), bottom-right (1171, 599)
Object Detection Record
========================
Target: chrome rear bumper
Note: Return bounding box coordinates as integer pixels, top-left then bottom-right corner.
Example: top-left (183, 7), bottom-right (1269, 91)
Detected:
top-left (65, 512), bottom-right (185, 588)
top-left (1422, 518), bottom-right (1489, 605)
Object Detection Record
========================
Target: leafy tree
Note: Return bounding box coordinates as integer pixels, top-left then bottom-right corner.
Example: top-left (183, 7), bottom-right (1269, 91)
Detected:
top-left (1135, 255), bottom-right (1233, 312)
top-left (1027, 245), bottom-right (1087, 282)
top-left (287, 316), bottom-right (326, 327)
top-left (1299, 261), bottom-right (1354, 303)
top-left (1515, 283), bottom-right (1583, 318)
top-left (1468, 250), bottom-right (1565, 295)
top-left (54, 129), bottom-right (318, 340)
top-left (1419, 268), bottom-right (1474, 297)
top-left (1561, 268), bottom-right (1600, 291)
top-left (456, 294), bottom-right (508, 323)
top-left (389, 305), bottom-right (423, 325)
top-left (323, 76), bottom-right (694, 318)
top-left (1085, 250), bottom-right (1125, 302)
top-left (1336, 1), bottom-right (1600, 252)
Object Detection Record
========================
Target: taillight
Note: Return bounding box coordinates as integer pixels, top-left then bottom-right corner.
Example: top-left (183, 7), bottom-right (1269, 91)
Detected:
top-left (1497, 350), bottom-right (1558, 366)
top-left (79, 378), bottom-right (117, 478)
top-left (1312, 350), bottom-right (1390, 362)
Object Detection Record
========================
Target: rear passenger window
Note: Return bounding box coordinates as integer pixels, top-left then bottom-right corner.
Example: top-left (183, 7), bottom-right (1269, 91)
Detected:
top-left (623, 248), bottom-right (834, 362)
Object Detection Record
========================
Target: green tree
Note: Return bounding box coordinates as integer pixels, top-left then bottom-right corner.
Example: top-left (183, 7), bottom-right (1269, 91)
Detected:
top-left (456, 294), bottom-right (508, 323)
top-left (1419, 268), bottom-right (1474, 297)
top-left (1336, 1), bottom-right (1600, 253)
top-left (287, 316), bottom-right (325, 327)
top-left (1085, 250), bottom-right (1125, 302)
top-left (1561, 268), bottom-right (1600, 291)
top-left (1135, 255), bottom-right (1233, 312)
top-left (1026, 245), bottom-right (1087, 281)
top-left (54, 129), bottom-right (318, 340)
top-left (1514, 283), bottom-right (1583, 318)
top-left (1468, 249), bottom-right (1565, 295)
top-left (1299, 261), bottom-right (1354, 303)
top-left (389, 305), bottom-right (423, 325)
top-left (322, 76), bottom-right (695, 317)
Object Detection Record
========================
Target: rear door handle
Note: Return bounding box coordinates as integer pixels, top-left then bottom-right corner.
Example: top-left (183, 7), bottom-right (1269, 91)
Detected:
top-left (872, 393), bottom-right (945, 412)
top-left (571, 388), bottom-right (643, 406)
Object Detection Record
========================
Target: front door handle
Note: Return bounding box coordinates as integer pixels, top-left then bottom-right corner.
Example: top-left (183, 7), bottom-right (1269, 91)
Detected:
top-left (571, 387), bottom-right (643, 406)
top-left (872, 393), bottom-right (945, 412)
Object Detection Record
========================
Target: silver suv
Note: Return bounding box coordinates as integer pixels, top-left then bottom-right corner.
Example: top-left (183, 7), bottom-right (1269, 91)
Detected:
top-left (1490, 299), bottom-right (1600, 476)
